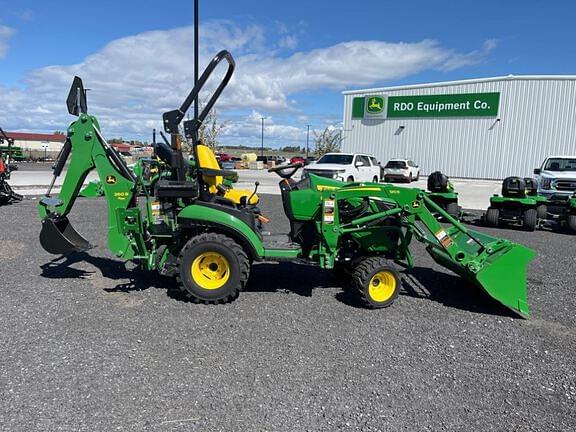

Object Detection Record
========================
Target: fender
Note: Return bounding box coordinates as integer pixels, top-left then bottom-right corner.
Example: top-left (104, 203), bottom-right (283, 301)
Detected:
top-left (178, 203), bottom-right (265, 258)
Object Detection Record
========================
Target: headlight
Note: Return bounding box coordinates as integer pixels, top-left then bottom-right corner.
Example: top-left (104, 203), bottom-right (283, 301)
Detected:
top-left (542, 179), bottom-right (552, 190)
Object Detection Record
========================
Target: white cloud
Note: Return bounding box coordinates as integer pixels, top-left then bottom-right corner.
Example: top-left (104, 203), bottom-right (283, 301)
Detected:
top-left (279, 35), bottom-right (298, 50)
top-left (0, 21), bottom-right (496, 145)
top-left (0, 25), bottom-right (15, 58)
top-left (440, 38), bottom-right (498, 71)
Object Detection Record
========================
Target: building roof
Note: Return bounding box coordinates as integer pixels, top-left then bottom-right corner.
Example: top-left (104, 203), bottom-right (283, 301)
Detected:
top-left (6, 132), bottom-right (67, 142)
top-left (342, 74), bottom-right (576, 95)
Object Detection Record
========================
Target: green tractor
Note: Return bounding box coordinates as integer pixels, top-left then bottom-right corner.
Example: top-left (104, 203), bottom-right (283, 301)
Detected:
top-left (38, 51), bottom-right (536, 317)
top-left (426, 171), bottom-right (461, 219)
top-left (485, 177), bottom-right (547, 231)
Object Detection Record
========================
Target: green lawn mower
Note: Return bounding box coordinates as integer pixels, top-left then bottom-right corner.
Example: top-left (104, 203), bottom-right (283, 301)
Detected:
top-left (485, 177), bottom-right (547, 231)
top-left (545, 193), bottom-right (576, 234)
top-left (426, 171), bottom-right (461, 219)
top-left (38, 51), bottom-right (536, 317)
top-left (0, 127), bottom-right (23, 205)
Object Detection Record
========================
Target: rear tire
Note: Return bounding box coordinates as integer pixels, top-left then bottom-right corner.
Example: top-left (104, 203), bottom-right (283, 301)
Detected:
top-left (486, 207), bottom-right (500, 227)
top-left (347, 176), bottom-right (355, 183)
top-left (351, 257), bottom-right (400, 309)
top-left (176, 233), bottom-right (250, 304)
top-left (446, 202), bottom-right (460, 218)
top-left (567, 214), bottom-right (576, 233)
top-left (523, 209), bottom-right (537, 232)
top-left (536, 204), bottom-right (547, 220)
top-left (372, 176), bottom-right (379, 183)
top-left (408, 174), bottom-right (413, 183)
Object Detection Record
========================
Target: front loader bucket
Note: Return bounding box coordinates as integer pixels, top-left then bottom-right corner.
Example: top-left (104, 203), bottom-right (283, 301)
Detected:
top-left (428, 241), bottom-right (535, 318)
top-left (474, 244), bottom-right (535, 318)
top-left (40, 216), bottom-right (92, 255)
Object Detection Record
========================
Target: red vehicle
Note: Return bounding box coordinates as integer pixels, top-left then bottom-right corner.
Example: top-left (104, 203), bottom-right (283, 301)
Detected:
top-left (216, 153), bottom-right (233, 162)
top-left (290, 156), bottom-right (306, 165)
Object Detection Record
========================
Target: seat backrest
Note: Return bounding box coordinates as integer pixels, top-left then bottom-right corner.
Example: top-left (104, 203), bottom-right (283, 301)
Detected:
top-left (196, 144), bottom-right (223, 194)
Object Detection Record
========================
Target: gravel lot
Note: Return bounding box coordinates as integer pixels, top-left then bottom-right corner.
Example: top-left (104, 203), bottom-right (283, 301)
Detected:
top-left (1, 196), bottom-right (575, 431)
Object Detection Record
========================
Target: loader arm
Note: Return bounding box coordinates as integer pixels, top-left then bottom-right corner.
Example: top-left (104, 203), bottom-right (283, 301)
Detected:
top-left (329, 183), bottom-right (535, 317)
top-left (39, 114), bottom-right (144, 259)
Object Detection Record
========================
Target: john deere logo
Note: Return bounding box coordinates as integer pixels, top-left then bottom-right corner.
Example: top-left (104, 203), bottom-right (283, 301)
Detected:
top-left (105, 175), bottom-right (117, 185)
top-left (366, 96), bottom-right (385, 114)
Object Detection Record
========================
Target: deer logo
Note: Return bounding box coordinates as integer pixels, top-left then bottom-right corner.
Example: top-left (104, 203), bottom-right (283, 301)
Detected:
top-left (366, 96), bottom-right (385, 114)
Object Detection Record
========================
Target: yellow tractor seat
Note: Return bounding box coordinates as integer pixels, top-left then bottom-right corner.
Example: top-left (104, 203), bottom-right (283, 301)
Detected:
top-left (196, 144), bottom-right (259, 205)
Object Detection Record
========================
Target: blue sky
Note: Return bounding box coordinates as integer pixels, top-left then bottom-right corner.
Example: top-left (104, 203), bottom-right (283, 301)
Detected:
top-left (0, 0), bottom-right (574, 147)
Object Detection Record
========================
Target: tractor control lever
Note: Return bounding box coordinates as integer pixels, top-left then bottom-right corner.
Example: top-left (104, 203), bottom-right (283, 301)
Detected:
top-left (247, 181), bottom-right (259, 205)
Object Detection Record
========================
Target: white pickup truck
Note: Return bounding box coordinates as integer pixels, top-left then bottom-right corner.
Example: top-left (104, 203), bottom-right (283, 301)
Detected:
top-left (534, 156), bottom-right (576, 198)
top-left (302, 153), bottom-right (381, 183)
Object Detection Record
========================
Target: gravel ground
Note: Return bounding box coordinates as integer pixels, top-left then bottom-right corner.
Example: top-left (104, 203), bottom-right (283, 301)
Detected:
top-left (1, 196), bottom-right (575, 432)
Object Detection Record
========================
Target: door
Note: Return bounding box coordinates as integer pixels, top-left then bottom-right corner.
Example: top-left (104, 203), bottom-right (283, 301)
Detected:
top-left (355, 155), bottom-right (372, 181)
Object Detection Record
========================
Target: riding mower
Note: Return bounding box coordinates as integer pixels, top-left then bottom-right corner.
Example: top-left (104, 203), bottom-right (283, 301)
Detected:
top-left (38, 50), bottom-right (536, 317)
top-left (426, 171), bottom-right (461, 219)
top-left (0, 128), bottom-right (23, 205)
top-left (485, 177), bottom-right (546, 231)
top-left (544, 193), bottom-right (576, 234)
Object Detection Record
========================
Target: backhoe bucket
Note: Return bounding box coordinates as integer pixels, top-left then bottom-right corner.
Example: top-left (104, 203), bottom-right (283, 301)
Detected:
top-left (428, 242), bottom-right (535, 318)
top-left (40, 216), bottom-right (92, 255)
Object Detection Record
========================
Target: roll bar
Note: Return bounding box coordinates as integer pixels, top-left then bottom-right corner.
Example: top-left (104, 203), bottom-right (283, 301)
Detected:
top-left (162, 50), bottom-right (235, 136)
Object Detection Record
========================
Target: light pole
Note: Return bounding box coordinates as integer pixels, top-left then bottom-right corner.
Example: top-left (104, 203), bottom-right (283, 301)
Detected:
top-left (260, 117), bottom-right (265, 157)
top-left (306, 125), bottom-right (310, 159)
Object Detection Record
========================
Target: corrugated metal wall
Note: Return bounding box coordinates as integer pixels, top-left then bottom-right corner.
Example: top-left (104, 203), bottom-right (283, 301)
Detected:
top-left (342, 77), bottom-right (576, 179)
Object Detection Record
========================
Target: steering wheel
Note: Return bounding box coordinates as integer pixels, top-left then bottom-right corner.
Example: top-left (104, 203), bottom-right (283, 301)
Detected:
top-left (268, 162), bottom-right (304, 179)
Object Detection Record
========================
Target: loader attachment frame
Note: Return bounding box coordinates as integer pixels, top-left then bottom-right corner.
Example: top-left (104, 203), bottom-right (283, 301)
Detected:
top-left (320, 181), bottom-right (535, 317)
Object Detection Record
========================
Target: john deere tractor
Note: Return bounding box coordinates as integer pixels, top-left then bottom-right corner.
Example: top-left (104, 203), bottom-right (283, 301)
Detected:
top-left (38, 51), bottom-right (536, 317)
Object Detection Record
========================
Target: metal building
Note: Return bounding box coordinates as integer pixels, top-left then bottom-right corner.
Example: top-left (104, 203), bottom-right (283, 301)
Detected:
top-left (342, 75), bottom-right (576, 179)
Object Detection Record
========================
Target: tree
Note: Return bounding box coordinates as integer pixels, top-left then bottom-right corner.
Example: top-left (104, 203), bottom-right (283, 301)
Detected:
top-left (184, 99), bottom-right (229, 153)
top-left (313, 126), bottom-right (342, 156)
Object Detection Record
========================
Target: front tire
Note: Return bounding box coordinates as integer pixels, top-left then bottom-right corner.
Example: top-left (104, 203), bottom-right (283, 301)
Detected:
top-left (415, 171), bottom-right (420, 181)
top-left (372, 176), bottom-right (379, 183)
top-left (486, 207), bottom-right (500, 227)
top-left (567, 214), bottom-right (576, 233)
top-left (347, 176), bottom-right (355, 183)
top-left (351, 257), bottom-right (400, 309)
top-left (536, 204), bottom-right (547, 220)
top-left (523, 209), bottom-right (537, 232)
top-left (176, 233), bottom-right (250, 304)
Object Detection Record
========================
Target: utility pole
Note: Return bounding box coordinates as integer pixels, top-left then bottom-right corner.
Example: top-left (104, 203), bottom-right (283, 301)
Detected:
top-left (306, 125), bottom-right (310, 159)
top-left (260, 117), bottom-right (265, 157)
top-left (194, 0), bottom-right (199, 124)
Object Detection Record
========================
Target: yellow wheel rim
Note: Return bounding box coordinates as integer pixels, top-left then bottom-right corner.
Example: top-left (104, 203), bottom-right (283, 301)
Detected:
top-left (191, 252), bottom-right (230, 290)
top-left (368, 270), bottom-right (397, 303)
